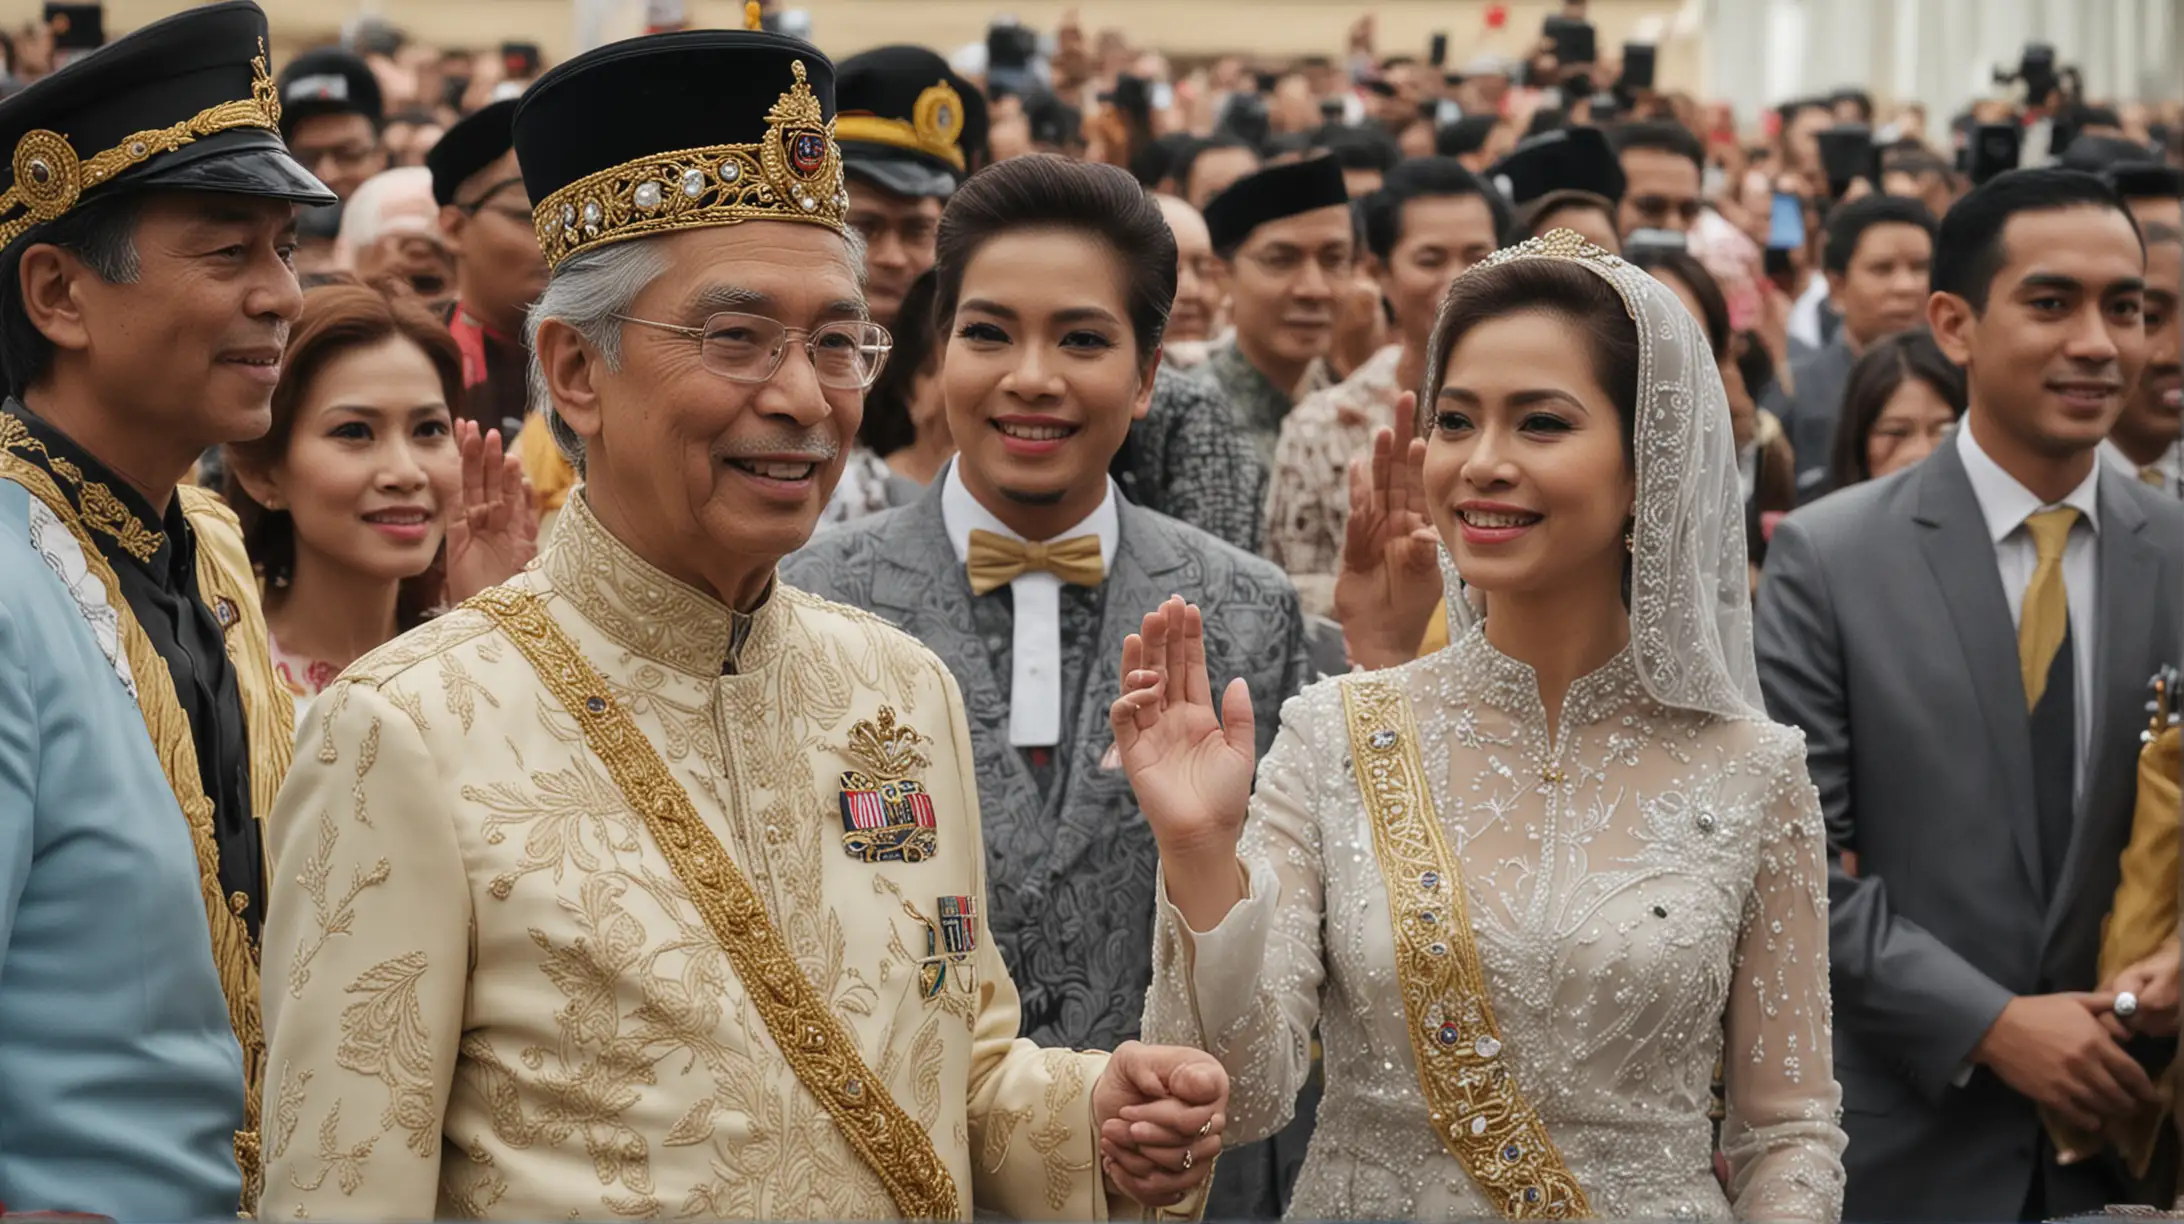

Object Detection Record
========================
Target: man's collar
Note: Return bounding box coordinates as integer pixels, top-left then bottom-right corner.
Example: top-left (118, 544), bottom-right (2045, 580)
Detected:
top-left (0, 398), bottom-right (175, 570)
top-left (539, 490), bottom-right (780, 677)
top-left (1957, 421), bottom-right (2103, 543)
top-left (938, 459), bottom-right (1119, 572)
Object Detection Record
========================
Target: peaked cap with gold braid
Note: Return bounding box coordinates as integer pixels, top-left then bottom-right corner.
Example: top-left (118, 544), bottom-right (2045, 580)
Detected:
top-left (833, 44), bottom-right (987, 199)
top-left (0, 0), bottom-right (332, 251)
top-left (511, 12), bottom-right (847, 271)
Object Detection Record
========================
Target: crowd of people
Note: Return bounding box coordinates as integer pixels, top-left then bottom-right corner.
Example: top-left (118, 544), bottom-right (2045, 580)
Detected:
top-left (1, 0), bottom-right (2184, 1221)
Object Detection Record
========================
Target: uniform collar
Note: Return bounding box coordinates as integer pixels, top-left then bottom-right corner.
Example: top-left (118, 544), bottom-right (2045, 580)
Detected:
top-left (0, 397), bottom-right (186, 580)
top-left (539, 489), bottom-right (779, 677)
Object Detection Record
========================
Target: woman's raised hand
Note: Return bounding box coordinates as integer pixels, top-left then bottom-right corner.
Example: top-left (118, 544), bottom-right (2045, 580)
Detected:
top-left (1333, 414), bottom-right (1443, 669)
top-left (1110, 596), bottom-right (1255, 866)
top-left (444, 419), bottom-right (541, 604)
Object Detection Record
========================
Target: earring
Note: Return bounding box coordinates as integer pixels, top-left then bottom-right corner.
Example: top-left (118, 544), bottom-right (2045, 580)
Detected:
top-left (1624, 529), bottom-right (1635, 553)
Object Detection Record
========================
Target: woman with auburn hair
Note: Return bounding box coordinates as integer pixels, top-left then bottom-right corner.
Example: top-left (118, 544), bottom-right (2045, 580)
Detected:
top-left (225, 280), bottom-right (535, 710)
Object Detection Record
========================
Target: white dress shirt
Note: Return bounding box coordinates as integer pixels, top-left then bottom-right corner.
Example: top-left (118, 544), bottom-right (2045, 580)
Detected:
top-left (1787, 271), bottom-right (1831, 353)
top-left (1956, 425), bottom-right (2101, 782)
top-left (941, 462), bottom-right (1119, 748)
top-left (2098, 436), bottom-right (2183, 498)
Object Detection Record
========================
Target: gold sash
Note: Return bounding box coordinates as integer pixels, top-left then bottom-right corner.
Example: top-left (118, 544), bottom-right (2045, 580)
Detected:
top-left (468, 586), bottom-right (962, 1220)
top-left (1341, 676), bottom-right (1591, 1219)
top-left (0, 452), bottom-right (273, 1212)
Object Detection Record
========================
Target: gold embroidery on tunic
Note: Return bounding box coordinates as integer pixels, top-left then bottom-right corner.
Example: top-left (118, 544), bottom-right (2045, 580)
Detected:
top-left (0, 452), bottom-right (266, 1210)
top-left (336, 951), bottom-right (443, 1157)
top-left (1028, 1047), bottom-right (1096, 1211)
top-left (468, 586), bottom-right (962, 1220)
top-left (981, 1105), bottom-right (1033, 1175)
top-left (467, 759), bottom-right (639, 898)
top-left (290, 809), bottom-right (392, 997)
top-left (294, 1102), bottom-right (378, 1196)
top-left (0, 411), bottom-right (162, 560)
top-left (1341, 677), bottom-right (1592, 1219)
top-left (440, 650), bottom-right (498, 733)
top-left (270, 1063), bottom-right (311, 1161)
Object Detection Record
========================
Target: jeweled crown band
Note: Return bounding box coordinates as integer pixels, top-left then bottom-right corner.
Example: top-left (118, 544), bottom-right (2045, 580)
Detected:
top-left (0, 45), bottom-right (281, 250)
top-left (531, 58), bottom-right (848, 270)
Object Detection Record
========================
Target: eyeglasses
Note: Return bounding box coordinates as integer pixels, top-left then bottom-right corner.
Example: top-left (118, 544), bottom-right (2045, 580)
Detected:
top-left (613, 311), bottom-right (893, 391)
top-left (1244, 246), bottom-right (1355, 279)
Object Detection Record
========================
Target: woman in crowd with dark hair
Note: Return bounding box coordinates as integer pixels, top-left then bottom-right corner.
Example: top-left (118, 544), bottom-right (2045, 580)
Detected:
top-left (224, 281), bottom-right (534, 710)
top-left (819, 268), bottom-right (951, 527)
top-left (1627, 246), bottom-right (1799, 584)
top-left (1120, 231), bottom-right (1846, 1220)
top-left (1825, 328), bottom-right (1968, 491)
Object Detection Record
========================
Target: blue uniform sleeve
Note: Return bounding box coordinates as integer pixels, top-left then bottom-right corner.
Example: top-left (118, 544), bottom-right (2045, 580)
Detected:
top-left (0, 597), bottom-right (36, 992)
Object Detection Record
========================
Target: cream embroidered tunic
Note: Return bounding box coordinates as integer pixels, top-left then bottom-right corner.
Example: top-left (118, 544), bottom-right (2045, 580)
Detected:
top-left (1142, 627), bottom-right (1847, 1222)
top-left (259, 496), bottom-right (1124, 1221)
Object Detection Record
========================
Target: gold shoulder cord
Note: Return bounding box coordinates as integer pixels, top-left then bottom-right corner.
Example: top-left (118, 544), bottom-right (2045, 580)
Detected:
top-left (467, 586), bottom-right (962, 1220)
top-left (1341, 677), bottom-right (1591, 1220)
top-left (0, 451), bottom-right (266, 1213)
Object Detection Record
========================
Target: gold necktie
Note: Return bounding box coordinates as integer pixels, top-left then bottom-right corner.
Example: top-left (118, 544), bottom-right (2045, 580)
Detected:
top-left (965, 529), bottom-right (1105, 595)
top-left (2143, 466), bottom-right (2167, 489)
top-left (2019, 507), bottom-right (2079, 710)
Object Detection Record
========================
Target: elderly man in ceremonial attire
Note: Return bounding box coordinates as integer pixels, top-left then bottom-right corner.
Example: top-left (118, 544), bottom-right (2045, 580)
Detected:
top-left (0, 4), bottom-right (331, 1216)
top-left (259, 24), bottom-right (1226, 1222)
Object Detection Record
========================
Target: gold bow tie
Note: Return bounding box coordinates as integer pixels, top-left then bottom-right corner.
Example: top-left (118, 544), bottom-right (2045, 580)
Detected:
top-left (965, 529), bottom-right (1105, 595)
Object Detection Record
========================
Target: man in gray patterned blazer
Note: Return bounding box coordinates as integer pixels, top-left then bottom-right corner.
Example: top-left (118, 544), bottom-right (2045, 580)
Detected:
top-left (785, 155), bottom-right (1312, 1219)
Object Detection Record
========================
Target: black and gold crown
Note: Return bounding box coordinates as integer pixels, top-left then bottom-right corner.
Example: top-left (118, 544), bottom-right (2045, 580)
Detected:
top-left (512, 22), bottom-right (847, 271)
top-left (0, 1), bottom-right (332, 250)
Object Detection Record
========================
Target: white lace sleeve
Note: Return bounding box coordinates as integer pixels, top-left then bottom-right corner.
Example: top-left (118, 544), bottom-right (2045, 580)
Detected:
top-left (1140, 714), bottom-right (1326, 1147)
top-left (1720, 740), bottom-right (1848, 1223)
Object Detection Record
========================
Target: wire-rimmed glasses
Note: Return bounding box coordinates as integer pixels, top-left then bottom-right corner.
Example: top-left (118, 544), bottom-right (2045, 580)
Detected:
top-left (612, 311), bottom-right (893, 391)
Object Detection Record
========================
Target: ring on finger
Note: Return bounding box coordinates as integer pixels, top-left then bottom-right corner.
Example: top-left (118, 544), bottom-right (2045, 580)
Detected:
top-left (1182, 1149), bottom-right (1194, 1172)
top-left (1197, 1120), bottom-right (1213, 1138)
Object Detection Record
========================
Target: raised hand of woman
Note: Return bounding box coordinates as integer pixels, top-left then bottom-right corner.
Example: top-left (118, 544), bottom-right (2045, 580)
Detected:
top-left (1333, 415), bottom-right (1443, 669)
top-left (444, 419), bottom-right (541, 604)
top-left (1110, 597), bottom-right (1256, 928)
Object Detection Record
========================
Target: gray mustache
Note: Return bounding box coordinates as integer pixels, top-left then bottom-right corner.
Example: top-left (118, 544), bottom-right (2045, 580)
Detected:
top-left (715, 433), bottom-right (841, 461)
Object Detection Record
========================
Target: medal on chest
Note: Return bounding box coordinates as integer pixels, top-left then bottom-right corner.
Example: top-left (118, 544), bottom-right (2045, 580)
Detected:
top-left (836, 707), bottom-right (939, 863)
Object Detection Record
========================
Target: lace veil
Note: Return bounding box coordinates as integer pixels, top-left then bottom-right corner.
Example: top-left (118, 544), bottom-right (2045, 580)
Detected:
top-left (1432, 229), bottom-right (1766, 723)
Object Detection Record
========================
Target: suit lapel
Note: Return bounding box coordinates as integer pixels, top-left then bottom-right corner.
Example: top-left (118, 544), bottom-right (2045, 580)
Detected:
top-left (1039, 501), bottom-right (1191, 874)
top-left (1913, 443), bottom-right (2045, 897)
top-left (2045, 474), bottom-right (2160, 944)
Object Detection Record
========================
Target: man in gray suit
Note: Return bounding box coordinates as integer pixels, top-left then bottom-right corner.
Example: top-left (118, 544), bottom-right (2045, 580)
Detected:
top-left (1765, 194), bottom-right (1939, 502)
top-left (1757, 168), bottom-right (2184, 1221)
top-left (783, 156), bottom-right (1311, 1219)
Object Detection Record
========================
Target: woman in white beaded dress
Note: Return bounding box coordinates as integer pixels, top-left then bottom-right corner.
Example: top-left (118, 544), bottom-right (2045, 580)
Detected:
top-left (1105, 232), bottom-right (1847, 1221)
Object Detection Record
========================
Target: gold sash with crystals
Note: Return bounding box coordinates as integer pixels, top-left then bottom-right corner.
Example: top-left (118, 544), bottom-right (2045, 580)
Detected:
top-left (468, 586), bottom-right (962, 1220)
top-left (1341, 676), bottom-right (1591, 1219)
top-left (0, 446), bottom-right (285, 1214)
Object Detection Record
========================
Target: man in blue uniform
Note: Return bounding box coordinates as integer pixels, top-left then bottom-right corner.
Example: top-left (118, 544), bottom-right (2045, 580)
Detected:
top-left (0, 2), bottom-right (332, 1215)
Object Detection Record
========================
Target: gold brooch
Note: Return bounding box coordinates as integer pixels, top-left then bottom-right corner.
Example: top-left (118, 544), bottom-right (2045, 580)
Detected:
top-left (0, 43), bottom-right (282, 249)
top-left (836, 707), bottom-right (939, 864)
top-left (531, 59), bottom-right (847, 270)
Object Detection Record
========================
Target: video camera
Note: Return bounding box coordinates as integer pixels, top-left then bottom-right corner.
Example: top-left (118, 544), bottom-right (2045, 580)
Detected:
top-left (1993, 43), bottom-right (2079, 111)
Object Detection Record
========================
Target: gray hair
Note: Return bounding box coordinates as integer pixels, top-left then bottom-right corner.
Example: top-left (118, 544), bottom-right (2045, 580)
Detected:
top-left (522, 225), bottom-right (871, 475)
top-left (523, 239), bottom-right (669, 475)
